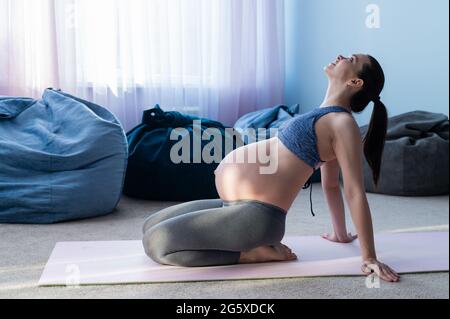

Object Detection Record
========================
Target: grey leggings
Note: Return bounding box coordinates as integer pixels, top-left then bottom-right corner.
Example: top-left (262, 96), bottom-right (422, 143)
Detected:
top-left (142, 199), bottom-right (287, 267)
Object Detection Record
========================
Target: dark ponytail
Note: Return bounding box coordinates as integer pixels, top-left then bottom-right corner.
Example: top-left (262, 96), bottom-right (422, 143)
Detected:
top-left (363, 99), bottom-right (388, 189)
top-left (350, 56), bottom-right (388, 189)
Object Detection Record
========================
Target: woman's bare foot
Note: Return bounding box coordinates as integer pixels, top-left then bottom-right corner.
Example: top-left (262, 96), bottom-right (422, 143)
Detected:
top-left (239, 243), bottom-right (298, 264)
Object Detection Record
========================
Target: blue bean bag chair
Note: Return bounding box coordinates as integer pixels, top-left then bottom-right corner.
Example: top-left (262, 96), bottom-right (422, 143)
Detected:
top-left (0, 89), bottom-right (128, 224)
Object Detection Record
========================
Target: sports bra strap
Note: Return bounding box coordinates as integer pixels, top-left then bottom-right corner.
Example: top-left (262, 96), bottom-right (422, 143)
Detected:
top-left (302, 168), bottom-right (317, 217)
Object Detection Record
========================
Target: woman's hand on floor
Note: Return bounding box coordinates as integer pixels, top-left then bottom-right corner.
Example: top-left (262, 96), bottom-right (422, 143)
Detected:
top-left (361, 259), bottom-right (400, 283)
top-left (321, 231), bottom-right (358, 243)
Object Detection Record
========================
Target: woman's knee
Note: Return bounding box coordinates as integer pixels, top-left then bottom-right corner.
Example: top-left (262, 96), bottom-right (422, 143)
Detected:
top-left (143, 226), bottom-right (172, 264)
top-left (143, 227), bottom-right (196, 266)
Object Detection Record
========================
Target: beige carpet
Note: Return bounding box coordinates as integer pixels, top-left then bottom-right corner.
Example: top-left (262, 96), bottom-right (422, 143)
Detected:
top-left (0, 187), bottom-right (448, 299)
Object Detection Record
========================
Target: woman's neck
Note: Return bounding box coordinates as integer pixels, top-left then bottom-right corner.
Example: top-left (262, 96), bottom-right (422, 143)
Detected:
top-left (320, 84), bottom-right (352, 110)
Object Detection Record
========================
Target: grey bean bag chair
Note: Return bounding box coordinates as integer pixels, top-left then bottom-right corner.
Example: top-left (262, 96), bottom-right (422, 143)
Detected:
top-left (359, 110), bottom-right (449, 196)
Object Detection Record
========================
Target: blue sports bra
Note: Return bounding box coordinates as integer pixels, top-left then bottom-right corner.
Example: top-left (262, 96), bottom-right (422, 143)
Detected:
top-left (277, 106), bottom-right (352, 216)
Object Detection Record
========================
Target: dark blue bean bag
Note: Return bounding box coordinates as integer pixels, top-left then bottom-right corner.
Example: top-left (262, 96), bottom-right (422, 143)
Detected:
top-left (0, 89), bottom-right (128, 224)
top-left (124, 105), bottom-right (241, 201)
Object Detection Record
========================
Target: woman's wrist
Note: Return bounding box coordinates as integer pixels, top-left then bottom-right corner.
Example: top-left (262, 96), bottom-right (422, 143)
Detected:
top-left (362, 255), bottom-right (377, 262)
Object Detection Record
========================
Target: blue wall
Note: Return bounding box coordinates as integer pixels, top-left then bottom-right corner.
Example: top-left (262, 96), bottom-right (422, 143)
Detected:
top-left (285, 0), bottom-right (449, 125)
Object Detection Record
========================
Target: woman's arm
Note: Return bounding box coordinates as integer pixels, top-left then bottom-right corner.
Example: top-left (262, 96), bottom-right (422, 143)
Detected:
top-left (345, 192), bottom-right (376, 259)
top-left (332, 117), bottom-right (376, 259)
top-left (332, 117), bottom-right (399, 282)
top-left (321, 159), bottom-right (357, 242)
top-left (322, 185), bottom-right (358, 242)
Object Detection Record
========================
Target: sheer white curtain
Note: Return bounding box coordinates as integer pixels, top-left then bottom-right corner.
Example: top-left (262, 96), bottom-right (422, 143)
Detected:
top-left (0, 0), bottom-right (285, 129)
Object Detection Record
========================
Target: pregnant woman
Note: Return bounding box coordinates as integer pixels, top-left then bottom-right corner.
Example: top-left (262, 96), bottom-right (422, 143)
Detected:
top-left (143, 54), bottom-right (400, 283)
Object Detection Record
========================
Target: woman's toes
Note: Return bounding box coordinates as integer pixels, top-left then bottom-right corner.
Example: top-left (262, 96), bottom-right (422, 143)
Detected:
top-left (281, 246), bottom-right (295, 260)
top-left (281, 244), bottom-right (294, 254)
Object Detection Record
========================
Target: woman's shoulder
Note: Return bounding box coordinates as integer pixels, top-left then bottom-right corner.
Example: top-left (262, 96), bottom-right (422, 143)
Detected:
top-left (330, 111), bottom-right (356, 127)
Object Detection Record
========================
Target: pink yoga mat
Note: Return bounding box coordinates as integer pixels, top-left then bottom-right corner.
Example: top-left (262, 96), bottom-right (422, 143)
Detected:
top-left (38, 232), bottom-right (449, 286)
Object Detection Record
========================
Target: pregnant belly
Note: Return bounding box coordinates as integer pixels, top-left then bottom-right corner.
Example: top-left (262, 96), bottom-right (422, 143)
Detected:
top-left (215, 162), bottom-right (302, 213)
top-left (214, 137), bottom-right (314, 212)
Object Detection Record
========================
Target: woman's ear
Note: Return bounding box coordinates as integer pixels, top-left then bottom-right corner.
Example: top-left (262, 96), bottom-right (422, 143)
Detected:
top-left (347, 78), bottom-right (364, 89)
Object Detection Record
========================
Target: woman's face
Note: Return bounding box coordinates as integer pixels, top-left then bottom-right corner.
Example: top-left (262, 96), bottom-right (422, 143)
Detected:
top-left (325, 54), bottom-right (369, 84)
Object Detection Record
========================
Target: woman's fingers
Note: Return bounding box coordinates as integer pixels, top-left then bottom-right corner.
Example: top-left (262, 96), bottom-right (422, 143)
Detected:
top-left (387, 265), bottom-right (400, 277)
top-left (379, 269), bottom-right (392, 282)
top-left (347, 232), bottom-right (358, 239)
top-left (322, 233), bottom-right (359, 243)
top-left (385, 267), bottom-right (400, 281)
top-left (382, 264), bottom-right (399, 281)
top-left (388, 271), bottom-right (400, 282)
top-left (377, 266), bottom-right (395, 282)
top-left (388, 270), bottom-right (399, 282)
top-left (381, 266), bottom-right (399, 282)
top-left (322, 233), bottom-right (336, 242)
top-left (380, 268), bottom-right (393, 282)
